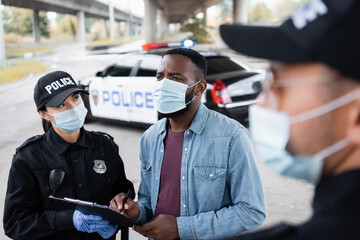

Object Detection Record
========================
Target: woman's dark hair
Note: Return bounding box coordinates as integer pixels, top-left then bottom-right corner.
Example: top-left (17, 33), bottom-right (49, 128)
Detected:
top-left (40, 107), bottom-right (52, 133)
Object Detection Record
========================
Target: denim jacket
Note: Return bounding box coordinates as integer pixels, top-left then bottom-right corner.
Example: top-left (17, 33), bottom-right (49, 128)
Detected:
top-left (137, 104), bottom-right (266, 239)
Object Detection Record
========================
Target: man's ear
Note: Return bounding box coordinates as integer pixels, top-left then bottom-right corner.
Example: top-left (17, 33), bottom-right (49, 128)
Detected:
top-left (39, 110), bottom-right (50, 121)
top-left (348, 97), bottom-right (360, 145)
top-left (196, 81), bottom-right (207, 96)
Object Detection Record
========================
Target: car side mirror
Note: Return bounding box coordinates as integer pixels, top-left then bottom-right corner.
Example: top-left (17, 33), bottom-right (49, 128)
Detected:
top-left (96, 71), bottom-right (103, 77)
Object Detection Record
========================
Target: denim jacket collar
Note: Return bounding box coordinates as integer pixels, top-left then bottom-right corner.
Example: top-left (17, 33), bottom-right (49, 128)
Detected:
top-left (156, 103), bottom-right (209, 136)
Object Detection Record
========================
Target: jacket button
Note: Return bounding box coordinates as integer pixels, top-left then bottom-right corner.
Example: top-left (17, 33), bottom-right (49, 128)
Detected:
top-left (78, 184), bottom-right (83, 187)
top-left (209, 174), bottom-right (214, 178)
top-left (183, 204), bottom-right (186, 208)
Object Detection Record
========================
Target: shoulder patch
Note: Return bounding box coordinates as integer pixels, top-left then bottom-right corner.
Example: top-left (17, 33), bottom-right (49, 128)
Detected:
top-left (15, 135), bottom-right (43, 154)
top-left (91, 131), bottom-right (114, 141)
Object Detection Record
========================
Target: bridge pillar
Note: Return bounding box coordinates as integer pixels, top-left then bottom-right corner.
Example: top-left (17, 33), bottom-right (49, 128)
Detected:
top-left (233, 0), bottom-right (247, 23)
top-left (0, 0), bottom-right (5, 67)
top-left (76, 11), bottom-right (86, 42)
top-left (32, 9), bottom-right (41, 43)
top-left (202, 7), bottom-right (207, 26)
top-left (102, 19), bottom-right (108, 38)
top-left (143, 0), bottom-right (157, 43)
top-left (158, 10), bottom-right (168, 40)
top-left (108, 0), bottom-right (115, 41)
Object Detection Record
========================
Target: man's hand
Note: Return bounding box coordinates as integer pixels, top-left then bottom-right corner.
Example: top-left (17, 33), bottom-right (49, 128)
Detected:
top-left (133, 214), bottom-right (179, 240)
top-left (109, 193), bottom-right (140, 221)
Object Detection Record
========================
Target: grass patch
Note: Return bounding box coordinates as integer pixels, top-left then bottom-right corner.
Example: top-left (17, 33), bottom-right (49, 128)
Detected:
top-left (0, 60), bottom-right (50, 84)
top-left (6, 47), bottom-right (54, 58)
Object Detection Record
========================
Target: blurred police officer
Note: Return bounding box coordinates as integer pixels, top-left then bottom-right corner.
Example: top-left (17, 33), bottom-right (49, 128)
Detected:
top-left (3, 71), bottom-right (134, 240)
top-left (220, 0), bottom-right (360, 239)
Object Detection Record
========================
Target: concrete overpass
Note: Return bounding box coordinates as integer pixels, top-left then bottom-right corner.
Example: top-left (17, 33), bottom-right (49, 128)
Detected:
top-left (0, 0), bottom-right (248, 67)
top-left (144, 0), bottom-right (247, 43)
top-left (2, 0), bottom-right (143, 42)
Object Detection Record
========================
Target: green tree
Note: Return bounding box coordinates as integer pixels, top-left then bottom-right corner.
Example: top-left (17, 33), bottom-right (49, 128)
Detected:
top-left (247, 3), bottom-right (271, 22)
top-left (3, 7), bottom-right (49, 37)
top-left (218, 0), bottom-right (233, 24)
top-left (52, 14), bottom-right (77, 38)
top-left (181, 16), bottom-right (212, 44)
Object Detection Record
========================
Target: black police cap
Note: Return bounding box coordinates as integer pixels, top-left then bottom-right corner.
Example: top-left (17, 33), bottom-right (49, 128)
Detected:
top-left (220, 0), bottom-right (360, 80)
top-left (33, 71), bottom-right (88, 111)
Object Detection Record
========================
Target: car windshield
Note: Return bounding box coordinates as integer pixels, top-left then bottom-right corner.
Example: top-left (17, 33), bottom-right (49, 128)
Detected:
top-left (206, 57), bottom-right (246, 75)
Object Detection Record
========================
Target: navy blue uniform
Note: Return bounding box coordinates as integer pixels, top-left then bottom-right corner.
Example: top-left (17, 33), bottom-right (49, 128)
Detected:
top-left (3, 127), bottom-right (134, 240)
top-left (227, 170), bottom-right (360, 240)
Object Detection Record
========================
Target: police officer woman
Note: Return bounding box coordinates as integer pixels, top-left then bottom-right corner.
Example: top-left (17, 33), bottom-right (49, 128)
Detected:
top-left (3, 71), bottom-right (134, 240)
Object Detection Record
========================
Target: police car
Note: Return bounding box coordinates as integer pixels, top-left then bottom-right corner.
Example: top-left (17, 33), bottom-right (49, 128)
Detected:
top-left (79, 41), bottom-right (264, 128)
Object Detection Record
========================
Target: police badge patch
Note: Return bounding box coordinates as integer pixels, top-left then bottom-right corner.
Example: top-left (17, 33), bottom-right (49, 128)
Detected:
top-left (91, 90), bottom-right (99, 106)
top-left (93, 160), bottom-right (107, 174)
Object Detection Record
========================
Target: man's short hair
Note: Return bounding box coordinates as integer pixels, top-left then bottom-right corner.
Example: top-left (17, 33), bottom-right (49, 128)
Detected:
top-left (163, 48), bottom-right (207, 81)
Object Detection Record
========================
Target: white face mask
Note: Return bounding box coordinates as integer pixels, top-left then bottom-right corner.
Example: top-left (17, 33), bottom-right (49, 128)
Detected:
top-left (249, 89), bottom-right (360, 183)
top-left (152, 78), bottom-right (200, 114)
top-left (46, 102), bottom-right (88, 132)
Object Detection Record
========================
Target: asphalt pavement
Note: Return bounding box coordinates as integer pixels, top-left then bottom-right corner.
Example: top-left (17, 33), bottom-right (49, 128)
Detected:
top-left (0, 36), bottom-right (314, 240)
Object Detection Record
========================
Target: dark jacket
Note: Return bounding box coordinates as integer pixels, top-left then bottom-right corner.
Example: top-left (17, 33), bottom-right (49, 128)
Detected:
top-left (229, 169), bottom-right (360, 240)
top-left (3, 127), bottom-right (134, 240)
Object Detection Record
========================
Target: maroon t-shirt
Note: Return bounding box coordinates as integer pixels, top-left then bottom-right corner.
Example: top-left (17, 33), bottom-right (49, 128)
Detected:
top-left (154, 127), bottom-right (184, 218)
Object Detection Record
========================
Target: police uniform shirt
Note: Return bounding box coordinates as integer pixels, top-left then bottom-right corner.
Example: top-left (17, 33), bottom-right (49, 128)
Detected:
top-left (229, 169), bottom-right (360, 240)
top-left (3, 127), bottom-right (134, 240)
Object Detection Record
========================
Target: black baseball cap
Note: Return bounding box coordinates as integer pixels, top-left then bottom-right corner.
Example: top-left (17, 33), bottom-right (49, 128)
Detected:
top-left (220, 0), bottom-right (360, 80)
top-left (34, 71), bottom-right (88, 111)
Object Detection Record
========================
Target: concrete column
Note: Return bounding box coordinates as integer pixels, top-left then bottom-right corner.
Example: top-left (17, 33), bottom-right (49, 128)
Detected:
top-left (102, 19), bottom-right (108, 38)
top-left (0, 0), bottom-right (6, 67)
top-left (202, 7), bottom-right (207, 27)
top-left (233, 0), bottom-right (247, 24)
top-left (76, 11), bottom-right (86, 42)
top-left (158, 10), bottom-right (168, 40)
top-left (129, 22), bottom-right (134, 37)
top-left (143, 0), bottom-right (157, 43)
top-left (108, 0), bottom-right (115, 41)
top-left (128, 13), bottom-right (134, 37)
top-left (32, 9), bottom-right (41, 43)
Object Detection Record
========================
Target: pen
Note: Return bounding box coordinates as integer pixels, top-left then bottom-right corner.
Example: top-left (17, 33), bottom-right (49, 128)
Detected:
top-left (120, 189), bottom-right (133, 213)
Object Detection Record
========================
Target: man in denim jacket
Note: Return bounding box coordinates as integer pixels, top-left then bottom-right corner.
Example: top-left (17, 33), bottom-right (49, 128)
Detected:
top-left (110, 48), bottom-right (266, 240)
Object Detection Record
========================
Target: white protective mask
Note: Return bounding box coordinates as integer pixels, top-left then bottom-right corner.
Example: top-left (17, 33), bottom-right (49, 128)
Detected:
top-left (152, 78), bottom-right (200, 114)
top-left (249, 89), bottom-right (360, 183)
top-left (46, 102), bottom-right (88, 132)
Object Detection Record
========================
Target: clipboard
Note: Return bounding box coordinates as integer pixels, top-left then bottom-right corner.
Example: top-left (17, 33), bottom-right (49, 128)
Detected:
top-left (48, 195), bottom-right (137, 227)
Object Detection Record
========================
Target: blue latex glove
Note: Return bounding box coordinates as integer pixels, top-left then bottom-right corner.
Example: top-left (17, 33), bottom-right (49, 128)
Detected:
top-left (97, 223), bottom-right (118, 239)
top-left (73, 210), bottom-right (110, 233)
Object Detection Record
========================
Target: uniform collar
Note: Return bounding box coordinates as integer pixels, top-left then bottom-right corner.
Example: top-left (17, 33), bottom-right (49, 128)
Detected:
top-left (156, 103), bottom-right (209, 135)
top-left (313, 169), bottom-right (360, 214)
top-left (45, 127), bottom-right (93, 154)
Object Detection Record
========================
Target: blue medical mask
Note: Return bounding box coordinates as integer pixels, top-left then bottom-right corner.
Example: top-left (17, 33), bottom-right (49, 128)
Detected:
top-left (46, 102), bottom-right (88, 132)
top-left (249, 89), bottom-right (360, 183)
top-left (152, 78), bottom-right (200, 114)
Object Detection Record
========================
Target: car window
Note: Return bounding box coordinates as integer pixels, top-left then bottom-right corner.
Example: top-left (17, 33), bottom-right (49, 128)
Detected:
top-left (136, 56), bottom-right (160, 77)
top-left (102, 65), bottom-right (132, 77)
top-left (206, 57), bottom-right (246, 75)
top-left (136, 68), bottom-right (157, 77)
